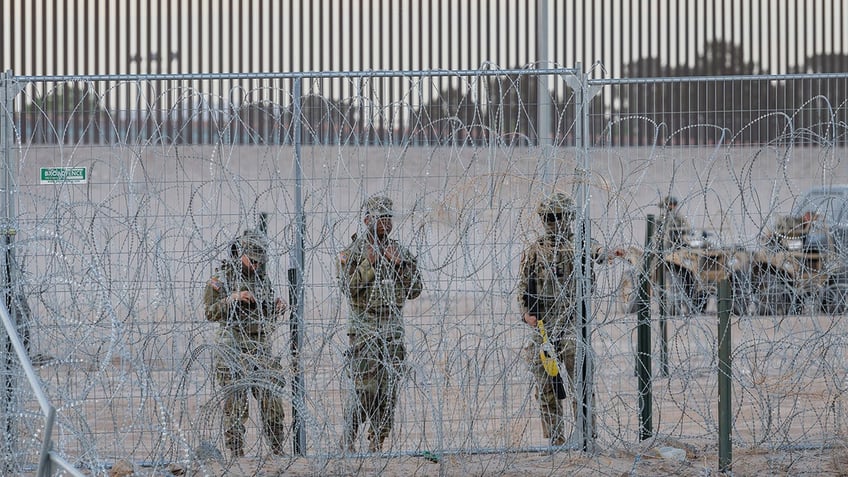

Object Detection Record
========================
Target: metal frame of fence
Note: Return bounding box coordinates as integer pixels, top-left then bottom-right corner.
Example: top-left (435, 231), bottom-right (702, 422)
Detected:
top-left (1, 66), bottom-right (847, 474)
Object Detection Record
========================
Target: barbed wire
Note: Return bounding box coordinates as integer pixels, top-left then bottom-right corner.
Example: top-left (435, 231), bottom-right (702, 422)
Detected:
top-left (2, 71), bottom-right (848, 475)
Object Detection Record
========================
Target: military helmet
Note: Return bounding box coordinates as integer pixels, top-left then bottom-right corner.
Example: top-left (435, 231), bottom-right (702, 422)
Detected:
top-left (237, 229), bottom-right (269, 263)
top-left (537, 192), bottom-right (575, 220)
top-left (659, 195), bottom-right (679, 208)
top-left (362, 195), bottom-right (393, 218)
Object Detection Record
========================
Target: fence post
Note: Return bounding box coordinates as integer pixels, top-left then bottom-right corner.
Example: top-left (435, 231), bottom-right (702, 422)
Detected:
top-left (717, 278), bottom-right (732, 471)
top-left (536, 0), bottom-right (552, 180)
top-left (289, 77), bottom-right (306, 456)
top-left (568, 62), bottom-right (597, 452)
top-left (637, 215), bottom-right (656, 440)
top-left (657, 237), bottom-right (668, 377)
top-left (0, 69), bottom-right (16, 475)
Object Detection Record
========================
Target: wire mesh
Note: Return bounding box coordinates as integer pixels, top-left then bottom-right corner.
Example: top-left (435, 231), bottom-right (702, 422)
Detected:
top-left (2, 69), bottom-right (848, 475)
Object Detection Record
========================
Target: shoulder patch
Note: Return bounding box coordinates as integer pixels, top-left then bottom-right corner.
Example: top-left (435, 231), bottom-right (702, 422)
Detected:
top-left (338, 251), bottom-right (349, 266)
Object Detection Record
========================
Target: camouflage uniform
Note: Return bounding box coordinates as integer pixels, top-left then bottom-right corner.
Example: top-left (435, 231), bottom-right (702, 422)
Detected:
top-left (658, 196), bottom-right (690, 248)
top-left (770, 214), bottom-right (814, 239)
top-left (203, 230), bottom-right (287, 457)
top-left (517, 193), bottom-right (611, 445)
top-left (336, 196), bottom-right (423, 452)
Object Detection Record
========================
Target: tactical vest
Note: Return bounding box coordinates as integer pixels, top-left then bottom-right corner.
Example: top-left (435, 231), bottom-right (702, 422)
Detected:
top-left (219, 263), bottom-right (277, 336)
top-left (340, 236), bottom-right (412, 318)
top-left (529, 236), bottom-right (576, 314)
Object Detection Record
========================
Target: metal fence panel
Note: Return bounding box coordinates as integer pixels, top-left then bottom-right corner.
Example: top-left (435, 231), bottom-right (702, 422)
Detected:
top-left (2, 69), bottom-right (848, 475)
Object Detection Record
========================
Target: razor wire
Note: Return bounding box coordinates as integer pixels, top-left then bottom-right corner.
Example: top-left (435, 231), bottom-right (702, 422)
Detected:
top-left (1, 68), bottom-right (848, 475)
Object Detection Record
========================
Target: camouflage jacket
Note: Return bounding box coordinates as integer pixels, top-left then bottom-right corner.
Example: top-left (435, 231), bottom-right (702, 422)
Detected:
top-left (659, 210), bottom-right (690, 247)
top-left (203, 260), bottom-right (280, 339)
top-left (337, 233), bottom-right (422, 332)
top-left (770, 215), bottom-right (813, 239)
top-left (517, 231), bottom-right (609, 327)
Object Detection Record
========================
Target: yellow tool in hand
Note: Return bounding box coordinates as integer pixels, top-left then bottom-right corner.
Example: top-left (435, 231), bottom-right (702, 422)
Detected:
top-left (538, 319), bottom-right (568, 399)
top-left (538, 319), bottom-right (560, 377)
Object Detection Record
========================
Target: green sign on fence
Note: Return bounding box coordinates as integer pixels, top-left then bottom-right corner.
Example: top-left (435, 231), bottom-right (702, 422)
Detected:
top-left (40, 167), bottom-right (87, 184)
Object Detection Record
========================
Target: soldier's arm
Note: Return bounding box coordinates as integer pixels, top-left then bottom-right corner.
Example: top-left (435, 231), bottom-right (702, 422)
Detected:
top-left (400, 250), bottom-right (423, 300)
top-left (517, 248), bottom-right (534, 316)
top-left (338, 249), bottom-right (376, 298)
top-left (590, 240), bottom-right (626, 264)
top-left (273, 293), bottom-right (288, 318)
top-left (203, 276), bottom-right (229, 322)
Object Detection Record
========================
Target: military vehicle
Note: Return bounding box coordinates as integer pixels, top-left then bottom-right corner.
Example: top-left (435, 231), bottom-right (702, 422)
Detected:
top-left (748, 186), bottom-right (848, 315)
top-left (619, 228), bottom-right (750, 316)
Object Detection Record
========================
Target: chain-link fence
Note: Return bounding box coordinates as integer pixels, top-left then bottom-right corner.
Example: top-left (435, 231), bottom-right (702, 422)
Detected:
top-left (2, 68), bottom-right (848, 475)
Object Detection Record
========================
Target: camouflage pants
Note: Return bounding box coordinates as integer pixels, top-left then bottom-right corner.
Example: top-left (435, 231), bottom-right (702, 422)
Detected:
top-left (214, 340), bottom-right (286, 455)
top-left (342, 331), bottom-right (405, 451)
top-left (526, 328), bottom-right (578, 444)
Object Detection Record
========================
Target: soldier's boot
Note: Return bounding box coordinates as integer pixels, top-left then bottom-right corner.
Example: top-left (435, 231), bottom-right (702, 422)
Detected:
top-left (269, 436), bottom-right (286, 456)
top-left (227, 442), bottom-right (245, 459)
top-left (264, 422), bottom-right (287, 456)
top-left (549, 418), bottom-right (567, 447)
top-left (366, 426), bottom-right (389, 453)
top-left (368, 435), bottom-right (385, 453)
top-left (225, 433), bottom-right (245, 459)
top-left (541, 410), bottom-right (567, 447)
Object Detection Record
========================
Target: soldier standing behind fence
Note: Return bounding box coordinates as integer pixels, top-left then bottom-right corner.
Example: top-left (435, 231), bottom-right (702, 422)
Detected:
top-left (203, 230), bottom-right (288, 458)
top-left (517, 192), bottom-right (624, 446)
top-left (658, 195), bottom-right (690, 248)
top-left (337, 195), bottom-right (423, 452)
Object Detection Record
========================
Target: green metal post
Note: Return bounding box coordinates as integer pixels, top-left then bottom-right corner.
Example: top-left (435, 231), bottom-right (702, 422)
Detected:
top-left (717, 278), bottom-right (732, 471)
top-left (637, 215), bottom-right (655, 440)
top-left (657, 239), bottom-right (668, 377)
top-left (289, 78), bottom-right (306, 456)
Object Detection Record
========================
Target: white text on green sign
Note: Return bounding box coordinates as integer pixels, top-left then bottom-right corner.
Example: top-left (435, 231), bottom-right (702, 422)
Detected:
top-left (40, 167), bottom-right (87, 184)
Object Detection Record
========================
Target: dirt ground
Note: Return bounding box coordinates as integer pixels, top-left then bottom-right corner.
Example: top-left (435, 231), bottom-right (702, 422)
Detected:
top-left (87, 442), bottom-right (848, 477)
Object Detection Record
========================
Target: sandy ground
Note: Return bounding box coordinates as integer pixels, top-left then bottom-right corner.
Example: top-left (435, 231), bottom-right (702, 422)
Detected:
top-left (52, 443), bottom-right (848, 476)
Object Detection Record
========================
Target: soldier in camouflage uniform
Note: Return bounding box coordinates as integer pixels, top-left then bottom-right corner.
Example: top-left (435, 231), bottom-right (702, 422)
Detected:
top-left (336, 195), bottom-right (423, 452)
top-left (766, 211), bottom-right (818, 244)
top-left (658, 195), bottom-right (690, 248)
top-left (203, 230), bottom-right (288, 458)
top-left (517, 192), bottom-right (624, 446)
